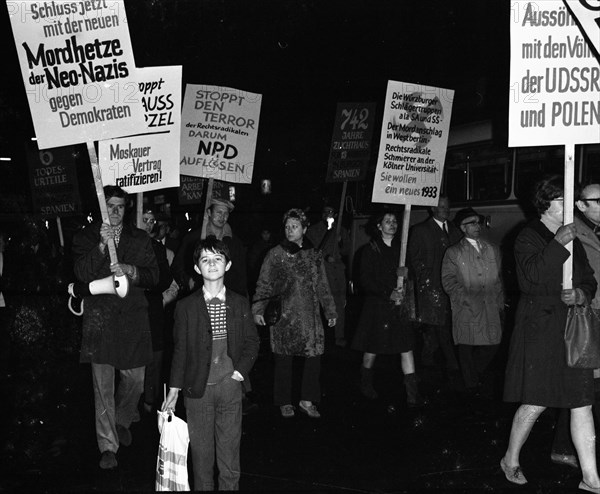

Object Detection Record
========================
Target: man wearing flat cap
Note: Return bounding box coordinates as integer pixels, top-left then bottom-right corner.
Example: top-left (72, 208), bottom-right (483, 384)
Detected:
top-left (172, 197), bottom-right (247, 297)
top-left (441, 207), bottom-right (504, 396)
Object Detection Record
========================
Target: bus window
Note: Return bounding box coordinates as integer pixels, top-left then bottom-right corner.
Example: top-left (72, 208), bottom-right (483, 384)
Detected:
top-left (443, 145), bottom-right (511, 203)
top-left (444, 159), bottom-right (467, 203)
top-left (469, 156), bottom-right (512, 201)
top-left (515, 147), bottom-right (566, 199)
top-left (582, 144), bottom-right (600, 184)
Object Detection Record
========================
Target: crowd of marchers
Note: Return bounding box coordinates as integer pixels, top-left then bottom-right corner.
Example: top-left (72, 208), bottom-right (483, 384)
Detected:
top-left (1, 177), bottom-right (600, 491)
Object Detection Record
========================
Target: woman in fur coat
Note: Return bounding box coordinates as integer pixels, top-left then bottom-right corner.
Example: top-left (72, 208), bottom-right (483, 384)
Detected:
top-left (252, 209), bottom-right (336, 419)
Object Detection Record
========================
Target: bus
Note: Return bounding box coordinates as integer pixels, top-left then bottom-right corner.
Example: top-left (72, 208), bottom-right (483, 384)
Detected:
top-left (348, 119), bottom-right (600, 283)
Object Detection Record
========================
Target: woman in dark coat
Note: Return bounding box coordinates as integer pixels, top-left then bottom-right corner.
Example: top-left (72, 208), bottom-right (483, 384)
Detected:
top-left (252, 208), bottom-right (337, 419)
top-left (352, 212), bottom-right (422, 406)
top-left (501, 176), bottom-right (600, 491)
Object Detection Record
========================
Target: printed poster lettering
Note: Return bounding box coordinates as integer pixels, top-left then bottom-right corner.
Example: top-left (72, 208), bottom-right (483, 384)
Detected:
top-left (6, 0), bottom-right (145, 149)
top-left (372, 80), bottom-right (454, 207)
top-left (98, 65), bottom-right (182, 193)
top-left (180, 84), bottom-right (262, 184)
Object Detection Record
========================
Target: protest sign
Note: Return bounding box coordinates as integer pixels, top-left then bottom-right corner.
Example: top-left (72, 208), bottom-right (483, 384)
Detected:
top-left (178, 175), bottom-right (204, 205)
top-left (178, 176), bottom-right (232, 206)
top-left (27, 144), bottom-right (81, 218)
top-left (563, 0), bottom-right (600, 60)
top-left (372, 81), bottom-right (454, 207)
top-left (180, 84), bottom-right (262, 184)
top-left (98, 65), bottom-right (182, 193)
top-left (6, 0), bottom-right (145, 149)
top-left (326, 102), bottom-right (376, 183)
top-left (509, 1), bottom-right (600, 146)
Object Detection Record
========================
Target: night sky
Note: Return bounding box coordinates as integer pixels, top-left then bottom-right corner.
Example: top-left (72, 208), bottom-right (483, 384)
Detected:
top-left (0, 0), bottom-right (510, 232)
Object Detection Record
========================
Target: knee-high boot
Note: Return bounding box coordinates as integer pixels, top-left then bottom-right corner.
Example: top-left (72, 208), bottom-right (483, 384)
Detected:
top-left (359, 366), bottom-right (378, 400)
top-left (404, 373), bottom-right (424, 407)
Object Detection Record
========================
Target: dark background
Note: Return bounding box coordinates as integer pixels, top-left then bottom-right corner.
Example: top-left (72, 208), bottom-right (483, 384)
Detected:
top-left (0, 0), bottom-right (510, 240)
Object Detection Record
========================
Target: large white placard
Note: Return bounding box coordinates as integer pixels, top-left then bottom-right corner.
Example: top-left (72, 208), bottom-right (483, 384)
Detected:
top-left (509, 1), bottom-right (600, 147)
top-left (98, 66), bottom-right (182, 193)
top-left (6, 0), bottom-right (145, 149)
top-left (563, 0), bottom-right (600, 60)
top-left (180, 84), bottom-right (262, 184)
top-left (372, 81), bottom-right (454, 207)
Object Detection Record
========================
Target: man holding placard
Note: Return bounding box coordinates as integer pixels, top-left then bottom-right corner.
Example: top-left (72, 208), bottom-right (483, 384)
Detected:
top-left (72, 186), bottom-right (159, 469)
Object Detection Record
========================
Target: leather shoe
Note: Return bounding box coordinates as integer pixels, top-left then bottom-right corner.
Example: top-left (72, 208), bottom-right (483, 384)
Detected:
top-left (116, 424), bottom-right (132, 447)
top-left (579, 481), bottom-right (600, 493)
top-left (99, 450), bottom-right (117, 469)
top-left (500, 457), bottom-right (527, 485)
top-left (551, 452), bottom-right (579, 469)
top-left (299, 401), bottom-right (321, 418)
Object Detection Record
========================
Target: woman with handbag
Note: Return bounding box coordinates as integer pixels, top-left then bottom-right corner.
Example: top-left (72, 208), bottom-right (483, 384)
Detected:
top-left (501, 175), bottom-right (600, 492)
top-left (351, 212), bottom-right (422, 407)
top-left (252, 208), bottom-right (337, 419)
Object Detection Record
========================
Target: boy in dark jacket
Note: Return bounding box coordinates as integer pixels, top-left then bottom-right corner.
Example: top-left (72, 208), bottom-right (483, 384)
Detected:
top-left (162, 237), bottom-right (259, 491)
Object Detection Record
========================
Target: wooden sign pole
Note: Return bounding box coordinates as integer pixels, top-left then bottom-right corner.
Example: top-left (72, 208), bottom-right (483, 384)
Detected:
top-left (56, 216), bottom-right (64, 248)
top-left (200, 177), bottom-right (214, 238)
top-left (136, 192), bottom-right (143, 228)
top-left (86, 141), bottom-right (118, 265)
top-left (397, 203), bottom-right (411, 291)
top-left (562, 143), bottom-right (575, 290)
top-left (335, 181), bottom-right (348, 252)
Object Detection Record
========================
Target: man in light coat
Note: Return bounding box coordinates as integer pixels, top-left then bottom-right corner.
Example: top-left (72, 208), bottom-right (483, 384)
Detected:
top-left (441, 207), bottom-right (504, 395)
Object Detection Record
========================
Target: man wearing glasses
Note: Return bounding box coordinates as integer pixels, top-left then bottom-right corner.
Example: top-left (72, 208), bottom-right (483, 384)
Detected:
top-left (441, 207), bottom-right (504, 397)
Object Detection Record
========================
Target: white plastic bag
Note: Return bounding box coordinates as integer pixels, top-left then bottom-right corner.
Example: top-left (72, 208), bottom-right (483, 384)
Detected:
top-left (156, 410), bottom-right (190, 491)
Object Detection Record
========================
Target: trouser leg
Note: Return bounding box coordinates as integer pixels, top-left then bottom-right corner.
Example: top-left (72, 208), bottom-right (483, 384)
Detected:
top-left (301, 356), bottom-right (321, 403)
top-left (115, 366), bottom-right (145, 429)
top-left (435, 322), bottom-right (459, 370)
top-left (144, 351), bottom-right (163, 407)
top-left (333, 291), bottom-right (346, 341)
top-left (91, 363), bottom-right (118, 454)
top-left (420, 324), bottom-right (438, 366)
top-left (273, 354), bottom-right (293, 406)
top-left (186, 391), bottom-right (216, 491)
top-left (215, 377), bottom-right (243, 490)
top-left (457, 344), bottom-right (478, 389)
top-left (242, 374), bottom-right (252, 394)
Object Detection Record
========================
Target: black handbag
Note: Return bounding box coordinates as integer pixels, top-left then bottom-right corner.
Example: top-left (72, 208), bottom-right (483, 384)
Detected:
top-left (263, 296), bottom-right (281, 326)
top-left (564, 305), bottom-right (600, 369)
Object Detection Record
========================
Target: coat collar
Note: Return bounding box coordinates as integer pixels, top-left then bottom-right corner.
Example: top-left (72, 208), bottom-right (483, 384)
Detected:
top-left (528, 218), bottom-right (554, 243)
top-left (575, 216), bottom-right (600, 250)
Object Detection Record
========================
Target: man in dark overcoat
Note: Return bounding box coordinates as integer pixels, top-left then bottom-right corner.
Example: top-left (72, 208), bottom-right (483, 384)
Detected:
top-left (72, 186), bottom-right (159, 469)
top-left (407, 195), bottom-right (462, 378)
top-left (171, 198), bottom-right (247, 297)
top-left (306, 205), bottom-right (350, 347)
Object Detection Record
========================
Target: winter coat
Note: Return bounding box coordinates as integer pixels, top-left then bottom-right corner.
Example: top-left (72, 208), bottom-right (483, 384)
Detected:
top-left (252, 239), bottom-right (337, 357)
top-left (503, 219), bottom-right (596, 408)
top-left (72, 222), bottom-right (159, 369)
top-left (575, 215), bottom-right (600, 310)
top-left (145, 238), bottom-right (174, 352)
top-left (306, 220), bottom-right (349, 297)
top-left (351, 236), bottom-right (415, 354)
top-left (407, 217), bottom-right (462, 325)
top-left (442, 238), bottom-right (504, 345)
